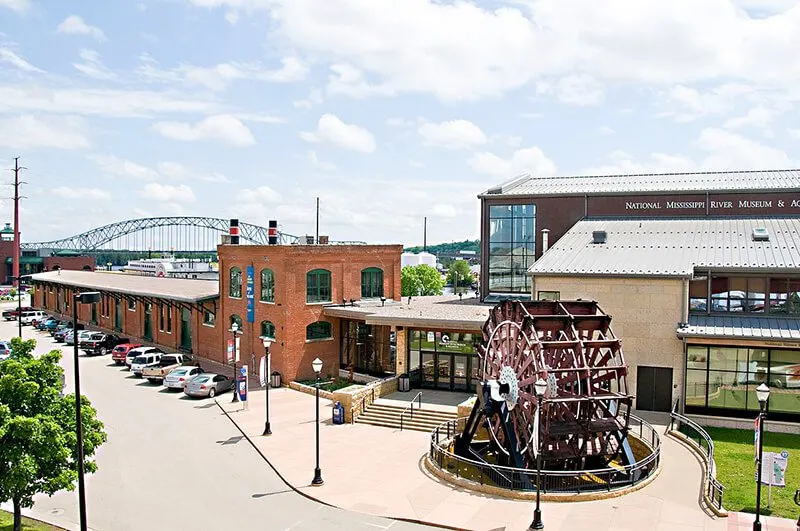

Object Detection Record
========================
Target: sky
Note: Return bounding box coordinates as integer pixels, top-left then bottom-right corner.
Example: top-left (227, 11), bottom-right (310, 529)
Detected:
top-left (0, 0), bottom-right (799, 247)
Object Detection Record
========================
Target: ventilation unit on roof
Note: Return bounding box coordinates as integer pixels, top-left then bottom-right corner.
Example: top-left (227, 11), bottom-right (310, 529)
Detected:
top-left (752, 227), bottom-right (770, 242)
top-left (592, 230), bottom-right (607, 244)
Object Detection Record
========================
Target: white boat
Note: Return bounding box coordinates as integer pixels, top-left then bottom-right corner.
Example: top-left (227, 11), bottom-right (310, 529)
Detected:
top-left (123, 255), bottom-right (218, 280)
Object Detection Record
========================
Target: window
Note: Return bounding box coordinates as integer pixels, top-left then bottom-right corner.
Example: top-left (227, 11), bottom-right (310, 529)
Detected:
top-left (694, 276), bottom-right (791, 314)
top-left (261, 320), bottom-right (276, 339)
top-left (260, 268), bottom-right (275, 303)
top-left (159, 304), bottom-right (165, 331)
top-left (203, 310), bottom-right (215, 326)
top-left (229, 267), bottom-right (242, 298)
top-left (488, 204), bottom-right (535, 293)
top-left (538, 291), bottom-right (560, 301)
top-left (128, 298), bottom-right (136, 311)
top-left (306, 269), bottom-right (332, 303)
top-left (230, 314), bottom-right (243, 329)
top-left (166, 307), bottom-right (172, 333)
top-left (361, 268), bottom-right (384, 299)
top-left (306, 321), bottom-right (332, 340)
top-left (689, 277), bottom-right (708, 312)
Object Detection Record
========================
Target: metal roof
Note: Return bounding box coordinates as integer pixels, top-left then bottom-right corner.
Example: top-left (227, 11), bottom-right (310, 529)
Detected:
top-left (529, 217), bottom-right (800, 277)
top-left (482, 169), bottom-right (800, 197)
top-left (31, 270), bottom-right (219, 302)
top-left (677, 314), bottom-right (800, 342)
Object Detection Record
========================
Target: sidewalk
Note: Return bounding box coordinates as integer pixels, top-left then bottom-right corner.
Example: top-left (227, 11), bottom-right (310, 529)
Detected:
top-left (218, 386), bottom-right (744, 531)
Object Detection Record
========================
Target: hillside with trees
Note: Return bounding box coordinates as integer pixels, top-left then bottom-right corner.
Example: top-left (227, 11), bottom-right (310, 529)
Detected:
top-left (404, 239), bottom-right (479, 255)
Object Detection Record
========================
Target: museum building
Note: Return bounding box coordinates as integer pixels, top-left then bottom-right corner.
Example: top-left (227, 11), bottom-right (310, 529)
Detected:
top-left (480, 169), bottom-right (800, 424)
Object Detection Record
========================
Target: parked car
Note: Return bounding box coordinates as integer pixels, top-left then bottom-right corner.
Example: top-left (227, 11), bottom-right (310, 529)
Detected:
top-left (53, 327), bottom-right (74, 343)
top-left (163, 365), bottom-right (205, 390)
top-left (20, 311), bottom-right (46, 326)
top-left (130, 352), bottom-right (162, 377)
top-left (80, 333), bottom-right (129, 356)
top-left (142, 353), bottom-right (195, 384)
top-left (36, 317), bottom-right (57, 331)
top-left (0, 340), bottom-right (11, 362)
top-left (111, 343), bottom-right (143, 365)
top-left (51, 322), bottom-right (80, 337)
top-left (65, 330), bottom-right (94, 346)
top-left (45, 319), bottom-right (67, 333)
top-left (3, 306), bottom-right (34, 321)
top-left (125, 346), bottom-right (163, 369)
top-left (184, 373), bottom-right (233, 398)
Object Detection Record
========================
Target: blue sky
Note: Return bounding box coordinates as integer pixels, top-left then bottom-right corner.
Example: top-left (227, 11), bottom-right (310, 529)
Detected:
top-left (0, 0), bottom-right (798, 246)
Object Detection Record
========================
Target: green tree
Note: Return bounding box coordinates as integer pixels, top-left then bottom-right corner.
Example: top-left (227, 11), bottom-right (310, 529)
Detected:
top-left (401, 265), bottom-right (445, 296)
top-left (0, 338), bottom-right (107, 531)
top-left (447, 260), bottom-right (474, 290)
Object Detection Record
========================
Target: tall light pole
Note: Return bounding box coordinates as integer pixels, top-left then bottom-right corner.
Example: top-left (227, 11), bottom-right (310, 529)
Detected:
top-left (311, 357), bottom-right (324, 486)
top-left (531, 377), bottom-right (548, 531)
top-left (14, 275), bottom-right (23, 339)
top-left (260, 335), bottom-right (274, 436)
top-left (73, 291), bottom-right (100, 531)
top-left (229, 322), bottom-right (242, 403)
top-left (754, 383), bottom-right (771, 531)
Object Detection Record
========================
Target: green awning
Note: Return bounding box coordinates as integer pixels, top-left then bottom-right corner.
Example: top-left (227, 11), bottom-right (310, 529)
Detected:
top-left (5, 256), bottom-right (44, 265)
top-left (52, 250), bottom-right (83, 257)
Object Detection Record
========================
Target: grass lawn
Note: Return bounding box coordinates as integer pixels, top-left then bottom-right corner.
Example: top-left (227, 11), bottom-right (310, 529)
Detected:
top-left (704, 426), bottom-right (800, 519)
top-left (0, 510), bottom-right (62, 531)
top-left (296, 378), bottom-right (357, 392)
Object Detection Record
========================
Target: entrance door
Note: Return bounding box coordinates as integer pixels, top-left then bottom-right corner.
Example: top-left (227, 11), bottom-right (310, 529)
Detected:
top-left (143, 303), bottom-right (152, 341)
top-left (421, 352), bottom-right (436, 388)
top-left (636, 366), bottom-right (673, 412)
top-left (180, 308), bottom-right (192, 350)
top-left (114, 298), bottom-right (122, 331)
top-left (452, 355), bottom-right (469, 391)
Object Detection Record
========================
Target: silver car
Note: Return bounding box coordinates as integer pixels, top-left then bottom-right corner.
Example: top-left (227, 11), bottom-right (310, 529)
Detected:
top-left (164, 366), bottom-right (204, 390)
top-left (183, 373), bottom-right (233, 399)
top-left (65, 330), bottom-right (93, 346)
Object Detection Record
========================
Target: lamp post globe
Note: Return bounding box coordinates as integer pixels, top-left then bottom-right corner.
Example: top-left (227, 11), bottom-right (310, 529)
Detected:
top-left (260, 335), bottom-right (274, 436)
top-left (756, 383), bottom-right (770, 405)
top-left (311, 357), bottom-right (324, 486)
top-left (753, 383), bottom-right (770, 531)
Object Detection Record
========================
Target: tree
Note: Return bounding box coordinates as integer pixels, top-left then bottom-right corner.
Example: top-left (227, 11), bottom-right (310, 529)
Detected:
top-left (401, 264), bottom-right (445, 296)
top-left (447, 260), bottom-right (474, 290)
top-left (0, 338), bottom-right (107, 531)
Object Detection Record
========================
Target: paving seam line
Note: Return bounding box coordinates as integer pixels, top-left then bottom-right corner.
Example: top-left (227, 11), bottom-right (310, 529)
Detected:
top-left (213, 400), bottom-right (469, 531)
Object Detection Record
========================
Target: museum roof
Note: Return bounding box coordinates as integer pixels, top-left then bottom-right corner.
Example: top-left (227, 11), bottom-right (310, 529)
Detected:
top-left (30, 270), bottom-right (219, 302)
top-left (323, 295), bottom-right (490, 331)
top-left (529, 217), bottom-right (800, 277)
top-left (677, 314), bottom-right (800, 342)
top-left (481, 169), bottom-right (800, 197)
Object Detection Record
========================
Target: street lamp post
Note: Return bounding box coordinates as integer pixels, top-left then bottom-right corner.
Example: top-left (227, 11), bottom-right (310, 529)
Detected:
top-left (531, 377), bottom-right (548, 531)
top-left (229, 323), bottom-right (242, 403)
top-left (72, 291), bottom-right (101, 531)
top-left (754, 383), bottom-right (771, 531)
top-left (260, 335), bottom-right (274, 436)
top-left (311, 357), bottom-right (324, 486)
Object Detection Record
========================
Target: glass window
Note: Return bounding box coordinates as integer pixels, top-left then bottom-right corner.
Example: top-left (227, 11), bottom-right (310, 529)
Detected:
top-left (769, 278), bottom-right (789, 314)
top-left (229, 267), bottom-right (242, 298)
top-left (166, 306), bottom-right (172, 333)
top-left (487, 203), bottom-right (535, 293)
top-left (747, 278), bottom-right (766, 313)
top-left (203, 310), bottom-right (215, 326)
top-left (706, 371), bottom-right (747, 411)
top-left (306, 321), bottom-right (332, 340)
top-left (261, 320), bottom-right (275, 339)
top-left (689, 277), bottom-right (708, 312)
top-left (260, 269), bottom-right (274, 303)
top-left (708, 347), bottom-right (748, 372)
top-left (686, 346), bottom-right (708, 370)
top-left (159, 304), bottom-right (165, 330)
top-left (230, 314), bottom-right (243, 329)
top-left (767, 349), bottom-right (800, 413)
top-left (685, 369), bottom-right (708, 407)
top-left (538, 291), bottom-right (560, 301)
top-left (361, 267), bottom-right (384, 299)
top-left (127, 298), bottom-right (136, 311)
top-left (710, 277), bottom-right (729, 312)
top-left (786, 280), bottom-right (800, 316)
top-left (306, 269), bottom-right (331, 303)
top-left (728, 278), bottom-right (746, 313)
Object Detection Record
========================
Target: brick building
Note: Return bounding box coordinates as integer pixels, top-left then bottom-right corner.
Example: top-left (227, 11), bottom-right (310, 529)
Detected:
top-left (1, 222), bottom-right (95, 284)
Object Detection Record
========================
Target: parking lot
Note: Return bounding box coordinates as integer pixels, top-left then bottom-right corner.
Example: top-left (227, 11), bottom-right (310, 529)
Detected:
top-left (0, 303), bottom-right (434, 531)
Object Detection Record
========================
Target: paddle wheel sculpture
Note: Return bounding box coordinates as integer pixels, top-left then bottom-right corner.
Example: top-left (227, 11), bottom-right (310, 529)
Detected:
top-left (455, 300), bottom-right (634, 472)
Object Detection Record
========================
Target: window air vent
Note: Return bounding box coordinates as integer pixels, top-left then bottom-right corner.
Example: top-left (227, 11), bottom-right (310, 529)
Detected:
top-left (592, 230), bottom-right (607, 244)
top-left (752, 227), bottom-right (769, 242)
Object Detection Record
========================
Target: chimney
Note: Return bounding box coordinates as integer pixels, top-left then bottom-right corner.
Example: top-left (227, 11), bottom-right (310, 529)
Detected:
top-left (541, 229), bottom-right (550, 254)
top-left (318, 235), bottom-right (329, 245)
top-left (268, 220), bottom-right (278, 245)
top-left (305, 235), bottom-right (315, 245)
top-left (592, 230), bottom-right (607, 244)
top-left (229, 219), bottom-right (240, 245)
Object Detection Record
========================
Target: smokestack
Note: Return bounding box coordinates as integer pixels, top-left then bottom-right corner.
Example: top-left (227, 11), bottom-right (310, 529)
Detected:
top-left (268, 220), bottom-right (278, 245)
top-left (541, 229), bottom-right (550, 254)
top-left (229, 218), bottom-right (240, 245)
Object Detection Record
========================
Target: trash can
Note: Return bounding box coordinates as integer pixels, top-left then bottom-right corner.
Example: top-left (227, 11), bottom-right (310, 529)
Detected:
top-left (399, 373), bottom-right (410, 392)
top-left (332, 401), bottom-right (345, 424)
top-left (270, 371), bottom-right (281, 388)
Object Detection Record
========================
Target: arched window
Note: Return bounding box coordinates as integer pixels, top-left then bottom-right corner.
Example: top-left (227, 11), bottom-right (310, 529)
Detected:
top-left (229, 267), bottom-right (242, 298)
top-left (82, 265), bottom-right (92, 271)
top-left (361, 267), bottom-right (384, 299)
top-left (306, 321), bottom-right (332, 340)
top-left (261, 320), bottom-right (276, 339)
top-left (306, 269), bottom-right (331, 303)
top-left (230, 314), bottom-right (243, 329)
top-left (260, 268), bottom-right (275, 303)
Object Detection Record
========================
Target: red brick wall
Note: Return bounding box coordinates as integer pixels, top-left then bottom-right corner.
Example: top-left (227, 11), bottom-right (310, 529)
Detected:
top-left (43, 256), bottom-right (95, 272)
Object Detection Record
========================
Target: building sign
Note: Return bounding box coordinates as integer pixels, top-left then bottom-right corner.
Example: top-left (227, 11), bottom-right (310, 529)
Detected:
top-left (588, 192), bottom-right (800, 218)
top-left (246, 265), bottom-right (255, 323)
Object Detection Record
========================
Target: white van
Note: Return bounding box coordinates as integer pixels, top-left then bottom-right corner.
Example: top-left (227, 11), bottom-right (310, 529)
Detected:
top-left (20, 311), bottom-right (46, 326)
top-left (130, 352), bottom-right (162, 377)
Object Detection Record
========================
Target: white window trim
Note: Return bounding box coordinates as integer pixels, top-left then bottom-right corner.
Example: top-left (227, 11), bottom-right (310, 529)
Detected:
top-left (305, 337), bottom-right (334, 344)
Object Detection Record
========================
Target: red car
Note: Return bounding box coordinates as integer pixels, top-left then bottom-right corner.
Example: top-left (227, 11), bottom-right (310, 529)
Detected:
top-left (111, 343), bottom-right (143, 365)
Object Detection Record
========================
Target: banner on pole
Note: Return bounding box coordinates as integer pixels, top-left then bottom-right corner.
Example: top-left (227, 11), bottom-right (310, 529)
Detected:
top-left (226, 339), bottom-right (234, 365)
top-left (235, 337), bottom-right (240, 363)
top-left (754, 415), bottom-right (760, 462)
top-left (246, 265), bottom-right (255, 323)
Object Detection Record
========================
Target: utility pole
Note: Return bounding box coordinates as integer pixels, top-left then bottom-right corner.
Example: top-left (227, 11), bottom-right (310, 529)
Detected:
top-left (10, 157), bottom-right (25, 288)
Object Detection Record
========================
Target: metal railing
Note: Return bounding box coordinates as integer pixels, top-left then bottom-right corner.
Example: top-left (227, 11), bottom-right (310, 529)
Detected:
top-left (668, 401), bottom-right (725, 511)
top-left (399, 391), bottom-right (423, 431)
top-left (352, 387), bottom-right (376, 422)
top-left (428, 415), bottom-right (661, 493)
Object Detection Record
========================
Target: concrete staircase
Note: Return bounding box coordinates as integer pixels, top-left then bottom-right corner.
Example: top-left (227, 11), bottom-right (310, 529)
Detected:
top-left (355, 402), bottom-right (456, 432)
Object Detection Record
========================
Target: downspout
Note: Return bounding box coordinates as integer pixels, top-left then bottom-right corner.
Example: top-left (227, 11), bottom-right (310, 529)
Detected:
top-left (680, 275), bottom-right (690, 415)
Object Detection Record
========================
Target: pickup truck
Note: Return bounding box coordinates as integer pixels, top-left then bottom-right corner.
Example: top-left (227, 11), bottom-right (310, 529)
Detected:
top-left (80, 333), bottom-right (130, 356)
top-left (111, 343), bottom-right (143, 365)
top-left (3, 306), bottom-right (34, 320)
top-left (142, 353), bottom-right (196, 384)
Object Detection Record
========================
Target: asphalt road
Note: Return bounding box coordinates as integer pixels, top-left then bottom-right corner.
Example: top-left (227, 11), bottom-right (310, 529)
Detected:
top-left (1, 307), bottom-right (435, 531)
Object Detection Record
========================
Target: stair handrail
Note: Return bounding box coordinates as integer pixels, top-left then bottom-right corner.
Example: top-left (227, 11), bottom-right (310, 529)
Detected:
top-left (399, 391), bottom-right (422, 431)
top-left (352, 386), bottom-right (376, 423)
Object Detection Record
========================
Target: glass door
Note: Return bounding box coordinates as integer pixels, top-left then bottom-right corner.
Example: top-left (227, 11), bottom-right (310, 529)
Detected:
top-left (452, 355), bottom-right (468, 391)
top-left (422, 352), bottom-right (436, 388)
top-left (436, 354), bottom-right (451, 390)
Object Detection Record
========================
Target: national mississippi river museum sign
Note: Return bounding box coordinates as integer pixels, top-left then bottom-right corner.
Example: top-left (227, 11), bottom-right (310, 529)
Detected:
top-left (587, 192), bottom-right (800, 217)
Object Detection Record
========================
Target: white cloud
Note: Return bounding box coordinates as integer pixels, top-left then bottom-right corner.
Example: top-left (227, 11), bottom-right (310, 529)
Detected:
top-left (56, 15), bottom-right (106, 41)
top-left (0, 115), bottom-right (89, 149)
top-left (156, 161), bottom-right (230, 183)
top-left (790, 129), bottom-right (800, 139)
top-left (660, 83), bottom-right (755, 122)
top-left (385, 117), bottom-right (414, 128)
top-left (0, 48), bottom-right (43, 73)
top-left (225, 10), bottom-right (240, 24)
top-left (308, 150), bottom-right (336, 171)
top-left (537, 74), bottom-right (604, 106)
top-left (597, 126), bottom-right (616, 136)
top-left (73, 49), bottom-right (117, 80)
top-left (139, 183), bottom-right (196, 203)
top-left (696, 127), bottom-right (793, 169)
top-left (418, 119), bottom-right (487, 150)
top-left (293, 88), bottom-right (323, 109)
top-left (265, 57), bottom-right (309, 82)
top-left (300, 113), bottom-right (376, 153)
top-left (89, 154), bottom-right (158, 180)
top-left (723, 106), bottom-right (779, 130)
top-left (326, 63), bottom-right (390, 99)
top-left (431, 203), bottom-right (457, 219)
top-left (51, 186), bottom-right (111, 201)
top-left (152, 115), bottom-right (256, 147)
top-left (469, 147), bottom-right (557, 178)
top-left (0, 0), bottom-right (30, 12)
